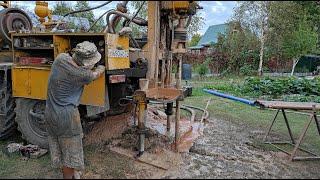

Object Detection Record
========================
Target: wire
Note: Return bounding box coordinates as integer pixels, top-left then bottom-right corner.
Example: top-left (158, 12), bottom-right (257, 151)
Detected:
top-left (63, 1), bottom-right (112, 17)
top-left (87, 9), bottom-right (115, 32)
top-left (52, 1), bottom-right (112, 32)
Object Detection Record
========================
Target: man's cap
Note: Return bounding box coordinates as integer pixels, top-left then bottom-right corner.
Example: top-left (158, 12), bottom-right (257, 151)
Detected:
top-left (72, 41), bottom-right (101, 67)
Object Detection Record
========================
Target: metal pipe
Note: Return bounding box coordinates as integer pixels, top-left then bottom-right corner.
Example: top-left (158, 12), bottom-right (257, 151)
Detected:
top-left (165, 102), bottom-right (173, 131)
top-left (182, 105), bottom-right (209, 121)
top-left (138, 102), bottom-right (147, 155)
top-left (203, 89), bottom-right (256, 106)
top-left (175, 54), bottom-right (183, 152)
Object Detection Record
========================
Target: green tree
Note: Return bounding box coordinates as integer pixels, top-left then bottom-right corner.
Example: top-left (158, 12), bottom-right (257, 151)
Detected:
top-left (295, 1), bottom-right (320, 46)
top-left (74, 1), bottom-right (105, 32)
top-left (232, 1), bottom-right (270, 76)
top-left (187, 14), bottom-right (205, 39)
top-left (282, 16), bottom-right (318, 76)
top-left (188, 33), bottom-right (202, 47)
top-left (221, 22), bottom-right (260, 74)
top-left (52, 1), bottom-right (73, 16)
top-left (266, 1), bottom-right (305, 68)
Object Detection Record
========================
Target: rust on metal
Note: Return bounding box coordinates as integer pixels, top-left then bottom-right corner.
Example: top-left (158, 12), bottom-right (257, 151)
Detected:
top-left (145, 87), bottom-right (181, 103)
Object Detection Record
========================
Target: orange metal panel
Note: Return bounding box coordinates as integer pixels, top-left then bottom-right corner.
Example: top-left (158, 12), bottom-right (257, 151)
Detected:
top-left (53, 35), bottom-right (70, 59)
top-left (12, 66), bottom-right (106, 106)
top-left (106, 33), bottom-right (130, 70)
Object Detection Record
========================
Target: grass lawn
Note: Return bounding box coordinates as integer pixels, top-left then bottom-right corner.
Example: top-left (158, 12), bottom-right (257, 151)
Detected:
top-left (184, 76), bottom-right (320, 154)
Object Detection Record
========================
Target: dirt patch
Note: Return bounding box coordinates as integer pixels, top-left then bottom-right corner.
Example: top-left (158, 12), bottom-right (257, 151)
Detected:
top-left (163, 118), bottom-right (320, 179)
top-left (83, 113), bottom-right (133, 146)
top-left (111, 126), bottom-right (171, 154)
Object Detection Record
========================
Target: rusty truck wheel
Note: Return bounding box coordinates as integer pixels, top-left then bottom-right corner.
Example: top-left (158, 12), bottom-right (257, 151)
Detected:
top-left (15, 98), bottom-right (48, 148)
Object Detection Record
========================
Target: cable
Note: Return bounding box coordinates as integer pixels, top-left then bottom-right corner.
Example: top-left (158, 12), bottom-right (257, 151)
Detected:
top-left (87, 9), bottom-right (115, 32)
top-left (63, 1), bottom-right (112, 17)
top-left (125, 1), bottom-right (146, 27)
top-left (52, 1), bottom-right (112, 32)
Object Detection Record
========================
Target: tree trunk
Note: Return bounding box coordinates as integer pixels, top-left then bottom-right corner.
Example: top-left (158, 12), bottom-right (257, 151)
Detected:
top-left (258, 23), bottom-right (265, 76)
top-left (290, 58), bottom-right (299, 76)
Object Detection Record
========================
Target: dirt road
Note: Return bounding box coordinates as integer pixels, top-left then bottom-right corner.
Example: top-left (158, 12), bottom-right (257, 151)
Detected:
top-left (162, 117), bottom-right (320, 179)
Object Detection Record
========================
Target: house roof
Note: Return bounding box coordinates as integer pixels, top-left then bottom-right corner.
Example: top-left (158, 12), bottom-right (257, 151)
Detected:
top-left (188, 23), bottom-right (228, 49)
top-left (198, 23), bottom-right (228, 46)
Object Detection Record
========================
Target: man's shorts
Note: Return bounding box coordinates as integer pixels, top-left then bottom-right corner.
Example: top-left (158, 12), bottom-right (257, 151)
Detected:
top-left (47, 134), bottom-right (84, 171)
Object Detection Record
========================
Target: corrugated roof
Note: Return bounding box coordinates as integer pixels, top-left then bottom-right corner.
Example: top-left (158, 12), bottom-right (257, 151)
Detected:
top-left (197, 23), bottom-right (228, 46)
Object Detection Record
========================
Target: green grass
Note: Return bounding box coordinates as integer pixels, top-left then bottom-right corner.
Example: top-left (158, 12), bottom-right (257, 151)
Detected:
top-left (185, 76), bottom-right (320, 154)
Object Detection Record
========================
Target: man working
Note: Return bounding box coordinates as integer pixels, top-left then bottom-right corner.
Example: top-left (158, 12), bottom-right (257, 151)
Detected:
top-left (44, 41), bottom-right (105, 179)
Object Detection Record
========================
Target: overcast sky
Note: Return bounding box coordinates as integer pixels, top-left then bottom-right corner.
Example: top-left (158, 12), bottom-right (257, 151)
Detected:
top-left (11, 1), bottom-right (237, 35)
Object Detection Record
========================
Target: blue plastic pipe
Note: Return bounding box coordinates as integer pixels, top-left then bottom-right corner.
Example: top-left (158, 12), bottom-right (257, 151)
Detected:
top-left (203, 89), bottom-right (256, 106)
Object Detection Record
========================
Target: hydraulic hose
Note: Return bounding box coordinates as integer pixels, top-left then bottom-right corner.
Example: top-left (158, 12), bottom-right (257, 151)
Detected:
top-left (87, 9), bottom-right (115, 32)
top-left (105, 11), bottom-right (147, 34)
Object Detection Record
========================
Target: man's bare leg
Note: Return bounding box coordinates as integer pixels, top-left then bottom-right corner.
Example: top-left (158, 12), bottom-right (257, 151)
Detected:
top-left (62, 166), bottom-right (75, 179)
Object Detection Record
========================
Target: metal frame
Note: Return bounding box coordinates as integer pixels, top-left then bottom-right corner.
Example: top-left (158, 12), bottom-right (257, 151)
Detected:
top-left (263, 108), bottom-right (320, 161)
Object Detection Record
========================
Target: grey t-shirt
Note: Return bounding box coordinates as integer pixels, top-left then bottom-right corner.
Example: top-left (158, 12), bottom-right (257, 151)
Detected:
top-left (45, 53), bottom-right (96, 137)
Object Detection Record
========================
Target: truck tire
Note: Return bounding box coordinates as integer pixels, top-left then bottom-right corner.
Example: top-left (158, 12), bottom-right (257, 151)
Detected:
top-left (15, 98), bottom-right (48, 148)
top-left (0, 83), bottom-right (16, 140)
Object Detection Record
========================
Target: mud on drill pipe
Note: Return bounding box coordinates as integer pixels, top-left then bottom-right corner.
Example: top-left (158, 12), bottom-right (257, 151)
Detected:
top-left (134, 78), bottom-right (149, 157)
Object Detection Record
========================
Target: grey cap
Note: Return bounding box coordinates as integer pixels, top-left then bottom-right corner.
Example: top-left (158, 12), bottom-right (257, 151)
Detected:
top-left (72, 41), bottom-right (101, 67)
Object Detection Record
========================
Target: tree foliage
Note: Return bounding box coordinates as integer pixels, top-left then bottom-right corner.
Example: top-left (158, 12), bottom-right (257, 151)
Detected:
top-left (74, 1), bottom-right (105, 32)
top-left (188, 34), bottom-right (202, 47)
top-left (52, 1), bottom-right (73, 16)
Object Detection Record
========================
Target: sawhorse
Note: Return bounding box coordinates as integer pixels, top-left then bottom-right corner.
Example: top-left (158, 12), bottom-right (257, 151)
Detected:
top-left (263, 105), bottom-right (320, 161)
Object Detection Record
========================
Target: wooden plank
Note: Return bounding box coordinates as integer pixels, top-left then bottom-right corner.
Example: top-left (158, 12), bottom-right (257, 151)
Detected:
top-left (257, 100), bottom-right (320, 111)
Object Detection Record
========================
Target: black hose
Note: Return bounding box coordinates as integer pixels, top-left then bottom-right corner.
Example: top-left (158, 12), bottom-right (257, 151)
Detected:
top-left (105, 11), bottom-right (147, 34)
top-left (87, 9), bottom-right (115, 32)
top-left (63, 1), bottom-right (112, 17)
top-left (185, 15), bottom-right (192, 28)
top-left (125, 1), bottom-right (146, 27)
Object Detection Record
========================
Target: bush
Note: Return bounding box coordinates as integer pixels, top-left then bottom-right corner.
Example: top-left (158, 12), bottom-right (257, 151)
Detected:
top-left (241, 77), bottom-right (320, 98)
top-left (195, 64), bottom-right (209, 77)
top-left (239, 64), bottom-right (256, 76)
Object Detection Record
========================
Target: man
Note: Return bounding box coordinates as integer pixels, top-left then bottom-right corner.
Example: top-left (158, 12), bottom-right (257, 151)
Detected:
top-left (44, 41), bottom-right (105, 179)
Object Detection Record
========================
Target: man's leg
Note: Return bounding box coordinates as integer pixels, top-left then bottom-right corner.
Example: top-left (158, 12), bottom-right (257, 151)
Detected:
top-left (62, 166), bottom-right (75, 179)
top-left (59, 135), bottom-right (85, 179)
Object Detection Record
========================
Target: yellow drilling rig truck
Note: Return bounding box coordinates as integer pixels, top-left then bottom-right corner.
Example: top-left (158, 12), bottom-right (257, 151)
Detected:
top-left (0, 1), bottom-right (200, 149)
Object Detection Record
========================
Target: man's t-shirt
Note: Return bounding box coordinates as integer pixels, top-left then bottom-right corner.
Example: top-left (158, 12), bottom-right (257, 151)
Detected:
top-left (45, 53), bottom-right (96, 137)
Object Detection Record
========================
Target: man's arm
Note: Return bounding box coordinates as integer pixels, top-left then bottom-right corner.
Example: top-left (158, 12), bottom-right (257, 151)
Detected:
top-left (91, 65), bottom-right (105, 80)
top-left (78, 65), bottom-right (105, 85)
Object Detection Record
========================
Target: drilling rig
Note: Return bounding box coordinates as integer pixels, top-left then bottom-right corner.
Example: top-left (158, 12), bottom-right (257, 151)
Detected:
top-left (0, 1), bottom-right (200, 150)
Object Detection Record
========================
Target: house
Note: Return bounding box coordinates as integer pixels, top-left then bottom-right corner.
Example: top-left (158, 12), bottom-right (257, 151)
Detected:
top-left (188, 23), bottom-right (228, 55)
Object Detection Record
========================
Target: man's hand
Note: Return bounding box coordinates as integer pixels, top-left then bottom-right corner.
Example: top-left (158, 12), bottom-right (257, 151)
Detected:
top-left (92, 65), bottom-right (105, 79)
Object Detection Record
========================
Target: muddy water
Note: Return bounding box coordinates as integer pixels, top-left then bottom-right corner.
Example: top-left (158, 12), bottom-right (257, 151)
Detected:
top-left (163, 118), bottom-right (320, 179)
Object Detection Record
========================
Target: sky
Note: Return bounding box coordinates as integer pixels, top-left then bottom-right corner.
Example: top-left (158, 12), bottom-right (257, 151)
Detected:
top-left (10, 1), bottom-right (238, 35)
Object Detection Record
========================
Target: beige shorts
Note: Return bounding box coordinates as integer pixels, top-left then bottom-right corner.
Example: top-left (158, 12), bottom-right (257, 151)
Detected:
top-left (47, 135), bottom-right (84, 171)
